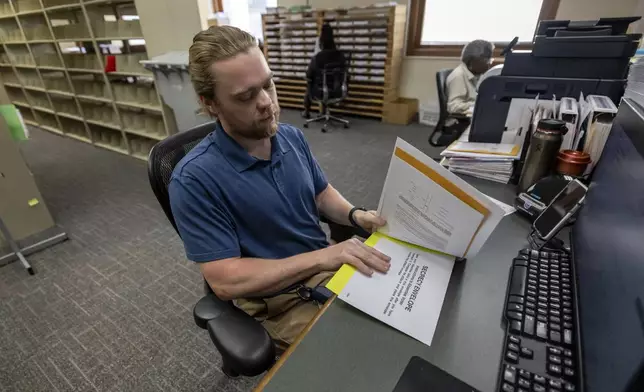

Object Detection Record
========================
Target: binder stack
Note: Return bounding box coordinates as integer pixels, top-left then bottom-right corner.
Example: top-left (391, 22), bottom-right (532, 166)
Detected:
top-left (559, 97), bottom-right (578, 151)
top-left (578, 95), bottom-right (617, 174)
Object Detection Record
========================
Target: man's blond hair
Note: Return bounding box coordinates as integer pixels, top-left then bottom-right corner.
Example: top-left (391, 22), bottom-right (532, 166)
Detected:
top-left (188, 26), bottom-right (257, 105)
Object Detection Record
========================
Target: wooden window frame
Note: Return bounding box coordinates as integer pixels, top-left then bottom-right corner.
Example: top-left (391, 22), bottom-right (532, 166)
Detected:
top-left (406, 0), bottom-right (561, 57)
top-left (212, 0), bottom-right (223, 13)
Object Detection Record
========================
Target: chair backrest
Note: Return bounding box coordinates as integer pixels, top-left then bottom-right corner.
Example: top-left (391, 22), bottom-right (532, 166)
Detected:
top-left (435, 68), bottom-right (453, 131)
top-left (311, 50), bottom-right (349, 103)
top-left (147, 121), bottom-right (216, 233)
top-left (320, 67), bottom-right (348, 103)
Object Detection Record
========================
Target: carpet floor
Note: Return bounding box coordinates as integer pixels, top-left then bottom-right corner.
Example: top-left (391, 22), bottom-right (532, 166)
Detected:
top-left (0, 109), bottom-right (440, 392)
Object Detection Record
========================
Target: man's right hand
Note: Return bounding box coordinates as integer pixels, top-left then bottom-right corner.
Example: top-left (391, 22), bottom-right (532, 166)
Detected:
top-left (318, 238), bottom-right (391, 276)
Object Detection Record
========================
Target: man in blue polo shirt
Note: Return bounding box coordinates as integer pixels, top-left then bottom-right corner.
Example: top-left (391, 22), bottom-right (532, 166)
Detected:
top-left (169, 26), bottom-right (391, 351)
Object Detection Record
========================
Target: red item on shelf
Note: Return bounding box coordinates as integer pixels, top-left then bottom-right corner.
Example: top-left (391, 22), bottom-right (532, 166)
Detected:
top-left (556, 150), bottom-right (592, 176)
top-left (104, 55), bottom-right (116, 73)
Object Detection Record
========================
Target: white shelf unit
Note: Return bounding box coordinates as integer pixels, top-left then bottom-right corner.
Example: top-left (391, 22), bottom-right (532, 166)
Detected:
top-left (0, 0), bottom-right (177, 160)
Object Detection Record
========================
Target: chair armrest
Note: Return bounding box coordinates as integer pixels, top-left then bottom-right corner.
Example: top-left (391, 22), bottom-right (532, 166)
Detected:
top-left (194, 294), bottom-right (275, 376)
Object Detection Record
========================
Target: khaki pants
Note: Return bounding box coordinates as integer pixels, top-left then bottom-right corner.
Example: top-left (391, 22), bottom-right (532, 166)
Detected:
top-left (236, 272), bottom-right (333, 354)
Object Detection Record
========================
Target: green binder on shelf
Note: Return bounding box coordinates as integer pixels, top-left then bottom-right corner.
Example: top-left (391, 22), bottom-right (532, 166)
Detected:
top-left (0, 104), bottom-right (28, 141)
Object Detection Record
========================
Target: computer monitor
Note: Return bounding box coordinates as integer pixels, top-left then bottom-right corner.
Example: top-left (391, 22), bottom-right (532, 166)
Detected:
top-left (573, 98), bottom-right (644, 392)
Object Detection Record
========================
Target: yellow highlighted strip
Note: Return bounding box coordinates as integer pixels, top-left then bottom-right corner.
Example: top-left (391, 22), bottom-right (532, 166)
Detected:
top-left (326, 264), bottom-right (356, 295)
top-left (326, 234), bottom-right (382, 294)
top-left (364, 233), bottom-right (381, 247)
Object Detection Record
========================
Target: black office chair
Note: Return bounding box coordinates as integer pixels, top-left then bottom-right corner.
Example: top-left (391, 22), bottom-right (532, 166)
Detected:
top-left (147, 121), bottom-right (367, 378)
top-left (429, 68), bottom-right (471, 147)
top-left (303, 63), bottom-right (350, 133)
top-left (148, 122), bottom-right (275, 377)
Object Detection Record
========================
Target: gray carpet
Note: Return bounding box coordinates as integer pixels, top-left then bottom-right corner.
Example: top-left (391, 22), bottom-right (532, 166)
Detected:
top-left (0, 109), bottom-right (441, 392)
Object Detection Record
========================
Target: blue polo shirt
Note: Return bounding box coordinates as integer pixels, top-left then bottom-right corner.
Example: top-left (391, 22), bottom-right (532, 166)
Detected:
top-left (169, 122), bottom-right (329, 262)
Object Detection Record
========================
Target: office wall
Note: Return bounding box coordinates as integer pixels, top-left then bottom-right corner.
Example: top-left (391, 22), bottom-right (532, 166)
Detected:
top-left (278, 0), bottom-right (404, 8)
top-left (277, 0), bottom-right (642, 106)
top-left (135, 0), bottom-right (210, 57)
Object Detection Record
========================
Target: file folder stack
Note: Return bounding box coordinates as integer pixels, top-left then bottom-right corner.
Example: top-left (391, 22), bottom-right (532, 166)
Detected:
top-left (578, 95), bottom-right (617, 174)
top-left (440, 136), bottom-right (521, 184)
top-left (441, 156), bottom-right (515, 183)
top-left (559, 97), bottom-right (579, 151)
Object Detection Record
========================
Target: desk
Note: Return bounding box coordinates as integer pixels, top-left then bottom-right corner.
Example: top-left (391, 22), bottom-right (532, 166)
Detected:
top-left (258, 177), bottom-right (531, 392)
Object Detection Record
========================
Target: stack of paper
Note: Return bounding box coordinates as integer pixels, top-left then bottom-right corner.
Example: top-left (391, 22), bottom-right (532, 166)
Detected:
top-left (439, 134), bottom-right (521, 184)
top-left (625, 57), bottom-right (644, 108)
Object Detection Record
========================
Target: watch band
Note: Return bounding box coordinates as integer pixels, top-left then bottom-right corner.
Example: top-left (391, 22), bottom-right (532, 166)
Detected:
top-left (348, 207), bottom-right (367, 229)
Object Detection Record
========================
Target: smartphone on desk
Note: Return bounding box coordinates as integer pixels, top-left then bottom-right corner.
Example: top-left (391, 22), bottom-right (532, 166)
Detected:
top-left (533, 179), bottom-right (588, 240)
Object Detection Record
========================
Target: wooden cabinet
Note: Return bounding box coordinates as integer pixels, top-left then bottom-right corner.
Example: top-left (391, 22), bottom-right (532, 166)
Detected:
top-left (262, 4), bottom-right (406, 122)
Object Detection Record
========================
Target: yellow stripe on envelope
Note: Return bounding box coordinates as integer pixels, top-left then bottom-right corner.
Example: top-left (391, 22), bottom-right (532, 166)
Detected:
top-left (446, 143), bottom-right (521, 156)
top-left (363, 233), bottom-right (381, 247)
top-left (325, 265), bottom-right (357, 295)
top-left (326, 234), bottom-right (381, 294)
top-left (325, 232), bottom-right (452, 294)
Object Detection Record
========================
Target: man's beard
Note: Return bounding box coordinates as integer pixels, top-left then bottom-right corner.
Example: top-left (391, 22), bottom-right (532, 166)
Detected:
top-left (241, 109), bottom-right (279, 140)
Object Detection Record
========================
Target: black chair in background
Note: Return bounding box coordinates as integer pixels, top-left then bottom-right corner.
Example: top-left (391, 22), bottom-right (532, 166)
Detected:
top-left (429, 68), bottom-right (471, 147)
top-left (147, 122), bottom-right (367, 378)
top-left (303, 64), bottom-right (350, 133)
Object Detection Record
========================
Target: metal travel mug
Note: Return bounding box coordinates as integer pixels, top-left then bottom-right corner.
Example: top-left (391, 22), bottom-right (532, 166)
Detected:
top-left (518, 119), bottom-right (567, 191)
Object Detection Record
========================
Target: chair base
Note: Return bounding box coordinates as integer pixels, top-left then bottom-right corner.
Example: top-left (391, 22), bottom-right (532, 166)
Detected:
top-left (303, 112), bottom-right (350, 132)
top-left (222, 363), bottom-right (240, 378)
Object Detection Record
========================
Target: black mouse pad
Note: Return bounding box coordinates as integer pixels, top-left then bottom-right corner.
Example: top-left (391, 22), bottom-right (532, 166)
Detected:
top-left (392, 356), bottom-right (480, 392)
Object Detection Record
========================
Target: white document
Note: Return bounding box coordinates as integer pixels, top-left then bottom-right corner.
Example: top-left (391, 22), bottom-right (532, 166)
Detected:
top-left (485, 194), bottom-right (516, 216)
top-left (377, 138), bottom-right (505, 259)
top-left (327, 234), bottom-right (454, 347)
top-left (378, 154), bottom-right (484, 256)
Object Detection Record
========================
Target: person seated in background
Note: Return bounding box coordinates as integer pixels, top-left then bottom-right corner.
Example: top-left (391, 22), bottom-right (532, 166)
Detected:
top-left (302, 22), bottom-right (346, 119)
top-left (446, 39), bottom-right (494, 116)
top-left (170, 26), bottom-right (390, 353)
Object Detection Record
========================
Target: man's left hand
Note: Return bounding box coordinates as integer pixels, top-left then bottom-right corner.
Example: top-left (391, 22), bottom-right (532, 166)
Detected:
top-left (353, 210), bottom-right (386, 233)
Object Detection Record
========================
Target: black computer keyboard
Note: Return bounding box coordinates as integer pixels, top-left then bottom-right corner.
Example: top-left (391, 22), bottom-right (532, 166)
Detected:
top-left (496, 249), bottom-right (579, 392)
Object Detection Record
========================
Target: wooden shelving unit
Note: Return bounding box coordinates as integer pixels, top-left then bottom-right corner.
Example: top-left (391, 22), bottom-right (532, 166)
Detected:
top-left (262, 4), bottom-right (406, 122)
top-left (0, 0), bottom-right (176, 160)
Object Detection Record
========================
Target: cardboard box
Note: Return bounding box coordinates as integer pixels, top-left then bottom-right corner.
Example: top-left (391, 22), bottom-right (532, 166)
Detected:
top-left (383, 98), bottom-right (419, 125)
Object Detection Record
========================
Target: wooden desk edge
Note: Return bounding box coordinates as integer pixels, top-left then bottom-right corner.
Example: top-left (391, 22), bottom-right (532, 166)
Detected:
top-left (253, 295), bottom-right (337, 391)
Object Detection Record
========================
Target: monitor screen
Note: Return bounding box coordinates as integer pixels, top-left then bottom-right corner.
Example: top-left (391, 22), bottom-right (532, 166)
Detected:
top-left (573, 99), bottom-right (644, 392)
